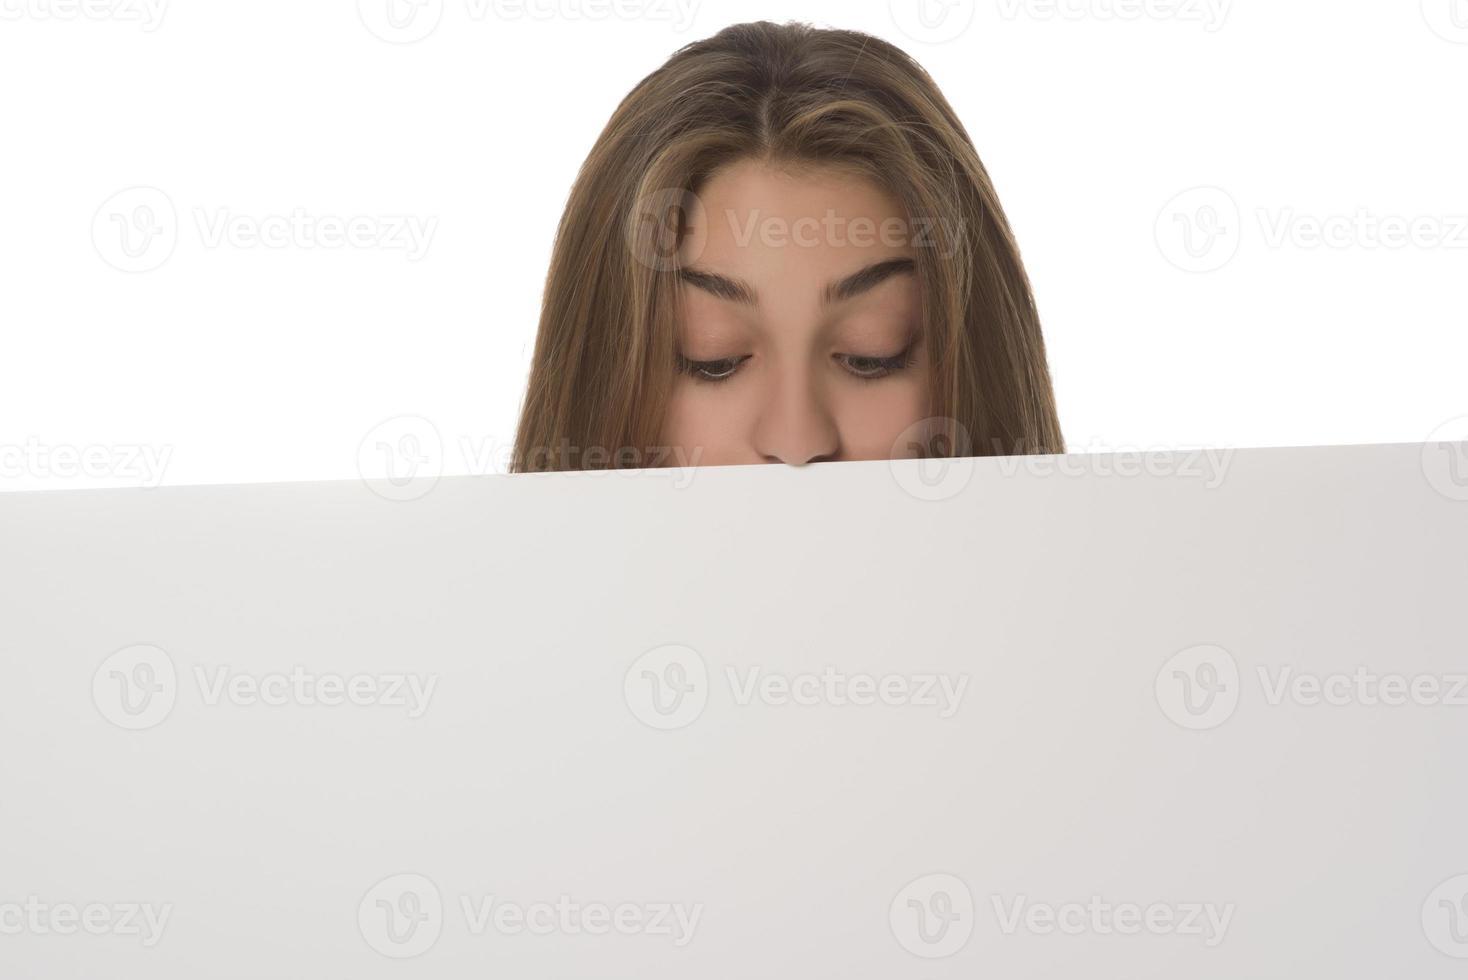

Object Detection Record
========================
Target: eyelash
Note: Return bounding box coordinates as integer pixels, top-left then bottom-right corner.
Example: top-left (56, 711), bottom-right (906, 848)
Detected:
top-left (839, 346), bottom-right (918, 380)
top-left (677, 354), bottom-right (751, 383)
top-left (677, 343), bottom-right (917, 384)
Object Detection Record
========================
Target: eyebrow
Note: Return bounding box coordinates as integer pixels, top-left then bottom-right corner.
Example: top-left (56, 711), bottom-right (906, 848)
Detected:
top-left (678, 257), bottom-right (916, 308)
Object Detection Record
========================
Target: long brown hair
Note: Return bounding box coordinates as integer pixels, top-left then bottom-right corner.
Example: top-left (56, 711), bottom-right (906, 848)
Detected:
top-left (512, 20), bottom-right (1063, 471)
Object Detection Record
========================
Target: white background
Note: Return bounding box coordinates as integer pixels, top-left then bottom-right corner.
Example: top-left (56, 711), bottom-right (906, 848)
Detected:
top-left (1, 0), bottom-right (1465, 491)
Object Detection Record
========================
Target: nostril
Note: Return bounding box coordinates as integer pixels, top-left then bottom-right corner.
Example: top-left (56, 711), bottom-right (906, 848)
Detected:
top-left (765, 450), bottom-right (837, 466)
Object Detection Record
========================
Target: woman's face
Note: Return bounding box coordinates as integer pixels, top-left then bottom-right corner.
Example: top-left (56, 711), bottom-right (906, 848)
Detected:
top-left (660, 159), bottom-right (932, 467)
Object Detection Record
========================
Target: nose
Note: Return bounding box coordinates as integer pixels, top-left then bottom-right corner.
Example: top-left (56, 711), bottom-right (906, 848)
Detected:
top-left (752, 368), bottom-right (840, 466)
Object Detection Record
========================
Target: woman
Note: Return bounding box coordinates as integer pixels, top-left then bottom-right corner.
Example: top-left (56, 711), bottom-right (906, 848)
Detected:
top-left (512, 20), bottom-right (1062, 472)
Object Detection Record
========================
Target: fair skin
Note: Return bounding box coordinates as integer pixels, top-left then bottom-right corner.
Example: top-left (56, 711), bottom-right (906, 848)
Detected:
top-left (660, 159), bottom-right (932, 466)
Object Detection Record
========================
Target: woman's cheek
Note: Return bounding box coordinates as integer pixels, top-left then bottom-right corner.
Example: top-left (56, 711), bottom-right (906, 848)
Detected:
top-left (834, 375), bottom-right (930, 460)
top-left (660, 380), bottom-right (756, 466)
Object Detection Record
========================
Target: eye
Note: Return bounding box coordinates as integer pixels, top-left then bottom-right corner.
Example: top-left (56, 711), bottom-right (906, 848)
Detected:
top-left (835, 341), bottom-right (917, 380)
top-left (677, 354), bottom-right (751, 383)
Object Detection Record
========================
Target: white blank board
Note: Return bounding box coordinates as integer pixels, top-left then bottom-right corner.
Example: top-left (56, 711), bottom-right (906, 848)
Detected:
top-left (1, 442), bottom-right (1466, 978)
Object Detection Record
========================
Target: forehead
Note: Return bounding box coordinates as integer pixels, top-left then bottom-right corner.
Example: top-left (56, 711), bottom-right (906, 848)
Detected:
top-left (682, 158), bottom-right (915, 283)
